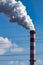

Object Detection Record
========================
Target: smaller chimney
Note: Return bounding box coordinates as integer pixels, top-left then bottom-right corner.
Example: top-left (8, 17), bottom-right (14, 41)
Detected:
top-left (30, 30), bottom-right (36, 65)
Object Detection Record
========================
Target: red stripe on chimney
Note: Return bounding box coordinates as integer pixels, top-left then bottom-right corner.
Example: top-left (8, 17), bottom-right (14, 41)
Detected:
top-left (30, 38), bottom-right (36, 42)
top-left (30, 46), bottom-right (35, 50)
top-left (30, 54), bottom-right (35, 58)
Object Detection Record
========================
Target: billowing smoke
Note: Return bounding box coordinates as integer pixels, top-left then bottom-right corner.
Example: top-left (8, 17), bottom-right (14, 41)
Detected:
top-left (0, 0), bottom-right (35, 30)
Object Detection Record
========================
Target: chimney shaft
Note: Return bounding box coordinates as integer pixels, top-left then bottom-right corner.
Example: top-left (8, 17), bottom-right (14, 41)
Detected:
top-left (30, 30), bottom-right (36, 65)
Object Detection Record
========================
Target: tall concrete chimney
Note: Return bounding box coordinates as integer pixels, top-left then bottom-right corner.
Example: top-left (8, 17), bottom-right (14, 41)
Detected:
top-left (30, 30), bottom-right (36, 65)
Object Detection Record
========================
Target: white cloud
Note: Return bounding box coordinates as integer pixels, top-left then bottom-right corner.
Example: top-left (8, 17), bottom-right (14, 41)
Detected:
top-left (9, 61), bottom-right (19, 65)
top-left (20, 62), bottom-right (26, 65)
top-left (0, 37), bottom-right (12, 55)
top-left (9, 61), bottom-right (15, 65)
top-left (9, 61), bottom-right (26, 65)
top-left (0, 49), bottom-right (6, 55)
top-left (0, 36), bottom-right (24, 55)
top-left (37, 59), bottom-right (43, 64)
top-left (11, 47), bottom-right (24, 53)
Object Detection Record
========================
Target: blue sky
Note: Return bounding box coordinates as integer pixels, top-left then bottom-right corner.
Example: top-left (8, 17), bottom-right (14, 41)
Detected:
top-left (0, 0), bottom-right (43, 65)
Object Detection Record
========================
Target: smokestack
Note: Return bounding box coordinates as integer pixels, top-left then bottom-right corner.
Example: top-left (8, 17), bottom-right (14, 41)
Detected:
top-left (30, 30), bottom-right (36, 65)
top-left (0, 1), bottom-right (36, 65)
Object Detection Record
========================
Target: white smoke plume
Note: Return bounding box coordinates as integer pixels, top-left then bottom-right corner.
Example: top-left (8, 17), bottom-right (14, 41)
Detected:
top-left (0, 0), bottom-right (35, 30)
